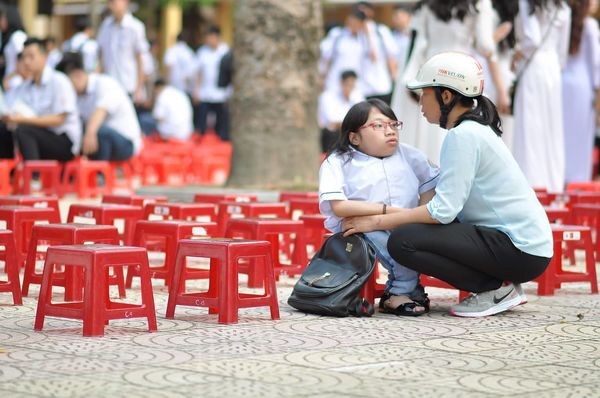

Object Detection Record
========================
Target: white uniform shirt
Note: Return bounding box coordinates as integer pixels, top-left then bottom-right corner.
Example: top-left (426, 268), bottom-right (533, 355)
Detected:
top-left (46, 49), bottom-right (63, 69)
top-left (361, 21), bottom-right (397, 96)
top-left (12, 66), bottom-right (81, 154)
top-left (318, 88), bottom-right (364, 128)
top-left (77, 73), bottom-right (142, 155)
top-left (152, 85), bottom-right (193, 141)
top-left (3, 30), bottom-right (27, 76)
top-left (63, 32), bottom-right (99, 72)
top-left (163, 41), bottom-right (195, 94)
top-left (193, 43), bottom-right (231, 103)
top-left (321, 27), bottom-right (365, 93)
top-left (319, 145), bottom-right (439, 232)
top-left (97, 13), bottom-right (148, 94)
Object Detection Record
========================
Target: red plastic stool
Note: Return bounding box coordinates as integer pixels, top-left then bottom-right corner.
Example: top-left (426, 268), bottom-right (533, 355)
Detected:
top-left (165, 238), bottom-right (279, 324)
top-left (225, 218), bottom-right (308, 286)
top-left (420, 275), bottom-right (470, 301)
top-left (544, 206), bottom-right (571, 224)
top-left (140, 156), bottom-right (187, 185)
top-left (13, 160), bottom-right (62, 196)
top-left (193, 193), bottom-right (257, 205)
top-left (299, 214), bottom-right (327, 256)
top-left (0, 195), bottom-right (62, 221)
top-left (288, 198), bottom-right (320, 219)
top-left (67, 203), bottom-right (143, 245)
top-left (34, 244), bottom-right (157, 337)
top-left (102, 194), bottom-right (168, 207)
top-left (360, 265), bottom-right (386, 305)
top-left (143, 202), bottom-right (216, 221)
top-left (0, 205), bottom-right (61, 265)
top-left (279, 191), bottom-right (319, 202)
top-left (109, 161), bottom-right (135, 190)
top-left (127, 219), bottom-right (217, 287)
top-left (570, 203), bottom-right (600, 257)
top-left (0, 159), bottom-right (15, 195)
top-left (0, 230), bottom-right (22, 305)
top-left (22, 223), bottom-right (124, 300)
top-left (535, 225), bottom-right (598, 295)
top-left (61, 158), bottom-right (114, 198)
top-left (216, 201), bottom-right (288, 236)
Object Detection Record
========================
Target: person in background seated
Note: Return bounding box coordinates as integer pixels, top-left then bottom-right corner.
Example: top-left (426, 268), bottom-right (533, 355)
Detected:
top-left (140, 79), bottom-right (192, 141)
top-left (318, 70), bottom-right (364, 153)
top-left (0, 38), bottom-right (80, 161)
top-left (56, 52), bottom-right (142, 161)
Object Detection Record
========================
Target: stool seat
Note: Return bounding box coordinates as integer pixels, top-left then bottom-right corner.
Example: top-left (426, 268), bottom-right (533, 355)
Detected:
top-left (22, 223), bottom-right (123, 299)
top-left (143, 202), bottom-right (216, 221)
top-left (193, 193), bottom-right (257, 205)
top-left (67, 203), bottom-right (143, 245)
top-left (0, 230), bottom-right (22, 305)
top-left (128, 219), bottom-right (217, 287)
top-left (544, 206), bottom-right (571, 224)
top-left (34, 244), bottom-right (157, 337)
top-left (165, 238), bottom-right (279, 324)
top-left (102, 194), bottom-right (168, 207)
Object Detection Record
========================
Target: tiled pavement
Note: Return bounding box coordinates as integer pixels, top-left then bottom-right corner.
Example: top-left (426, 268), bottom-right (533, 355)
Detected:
top-left (1, 276), bottom-right (599, 398)
top-left (1, 193), bottom-right (599, 397)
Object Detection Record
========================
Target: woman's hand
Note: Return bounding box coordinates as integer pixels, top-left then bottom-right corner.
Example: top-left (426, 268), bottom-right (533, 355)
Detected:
top-left (342, 215), bottom-right (382, 237)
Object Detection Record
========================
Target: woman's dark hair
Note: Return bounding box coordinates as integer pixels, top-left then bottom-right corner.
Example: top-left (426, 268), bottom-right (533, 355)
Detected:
top-left (527, 0), bottom-right (564, 14)
top-left (568, 0), bottom-right (589, 55)
top-left (442, 89), bottom-right (503, 137)
top-left (492, 0), bottom-right (519, 52)
top-left (0, 5), bottom-right (25, 36)
top-left (425, 0), bottom-right (479, 22)
top-left (329, 98), bottom-right (398, 156)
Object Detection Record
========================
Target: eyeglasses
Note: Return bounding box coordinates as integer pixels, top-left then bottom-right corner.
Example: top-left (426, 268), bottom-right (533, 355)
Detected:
top-left (359, 120), bottom-right (403, 132)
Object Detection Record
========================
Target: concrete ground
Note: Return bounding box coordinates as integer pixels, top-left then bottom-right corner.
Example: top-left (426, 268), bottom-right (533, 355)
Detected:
top-left (0, 190), bottom-right (599, 397)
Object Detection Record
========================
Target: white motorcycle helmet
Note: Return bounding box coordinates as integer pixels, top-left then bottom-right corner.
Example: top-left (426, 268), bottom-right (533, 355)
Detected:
top-left (407, 51), bottom-right (484, 97)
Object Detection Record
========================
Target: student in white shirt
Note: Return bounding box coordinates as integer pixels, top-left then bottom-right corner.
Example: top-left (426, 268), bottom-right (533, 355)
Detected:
top-left (0, 5), bottom-right (27, 79)
top-left (318, 70), bottom-right (364, 152)
top-left (192, 25), bottom-right (231, 140)
top-left (151, 79), bottom-right (193, 141)
top-left (62, 15), bottom-right (99, 73)
top-left (56, 53), bottom-right (142, 161)
top-left (164, 32), bottom-right (195, 95)
top-left (343, 52), bottom-right (552, 318)
top-left (391, 4), bottom-right (413, 78)
top-left (1, 38), bottom-right (80, 161)
top-left (44, 37), bottom-right (62, 69)
top-left (319, 98), bottom-right (439, 316)
top-left (97, 0), bottom-right (148, 104)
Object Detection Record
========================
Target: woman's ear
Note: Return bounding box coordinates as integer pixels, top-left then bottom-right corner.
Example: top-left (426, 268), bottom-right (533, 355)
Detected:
top-left (441, 89), bottom-right (454, 105)
top-left (349, 131), bottom-right (360, 146)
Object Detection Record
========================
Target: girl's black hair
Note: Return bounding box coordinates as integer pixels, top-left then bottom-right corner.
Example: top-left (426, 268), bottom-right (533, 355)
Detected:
top-left (568, 0), bottom-right (589, 55)
top-left (443, 89), bottom-right (503, 137)
top-left (527, 0), bottom-right (564, 14)
top-left (492, 0), bottom-right (519, 52)
top-left (0, 5), bottom-right (25, 36)
top-left (425, 0), bottom-right (479, 22)
top-left (328, 98), bottom-right (398, 156)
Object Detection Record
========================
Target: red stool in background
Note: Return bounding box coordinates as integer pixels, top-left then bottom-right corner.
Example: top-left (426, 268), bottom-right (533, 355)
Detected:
top-left (34, 244), bottom-right (157, 337)
top-left (215, 201), bottom-right (288, 236)
top-left (225, 218), bottom-right (308, 287)
top-left (109, 161), bottom-right (135, 191)
top-left (0, 205), bottom-right (61, 265)
top-left (420, 275), bottom-right (470, 301)
top-left (536, 225), bottom-right (598, 295)
top-left (544, 206), bottom-right (571, 224)
top-left (0, 159), bottom-right (15, 195)
top-left (287, 198), bottom-right (320, 219)
top-left (165, 238), bottom-right (279, 324)
top-left (127, 219), bottom-right (217, 287)
top-left (565, 181), bottom-right (600, 192)
top-left (0, 195), bottom-right (61, 221)
top-left (279, 191), bottom-right (319, 202)
top-left (0, 230), bottom-right (22, 305)
top-left (67, 203), bottom-right (143, 245)
top-left (360, 267), bottom-right (386, 306)
top-left (140, 156), bottom-right (187, 186)
top-left (13, 160), bottom-right (62, 196)
top-left (61, 158), bottom-right (114, 198)
top-left (536, 192), bottom-right (552, 206)
top-left (143, 202), bottom-right (216, 222)
top-left (570, 203), bottom-right (600, 258)
top-left (193, 193), bottom-right (257, 205)
top-left (102, 194), bottom-right (168, 207)
top-left (299, 214), bottom-right (327, 256)
top-left (22, 223), bottom-right (124, 300)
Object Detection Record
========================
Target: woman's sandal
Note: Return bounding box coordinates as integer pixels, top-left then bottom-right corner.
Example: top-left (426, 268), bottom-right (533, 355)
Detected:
top-left (379, 291), bottom-right (430, 317)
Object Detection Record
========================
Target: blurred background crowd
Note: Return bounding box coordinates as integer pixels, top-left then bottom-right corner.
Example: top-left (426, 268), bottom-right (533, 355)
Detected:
top-left (0, 0), bottom-right (598, 193)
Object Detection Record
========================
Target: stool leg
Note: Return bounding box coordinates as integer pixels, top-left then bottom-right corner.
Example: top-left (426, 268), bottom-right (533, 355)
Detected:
top-left (584, 233), bottom-right (599, 294)
top-left (166, 250), bottom-right (186, 319)
top-left (207, 258), bottom-right (220, 315)
top-left (218, 252), bottom-right (239, 324)
top-left (538, 245), bottom-right (559, 296)
top-left (22, 231), bottom-right (39, 297)
top-left (264, 252), bottom-right (280, 321)
top-left (34, 255), bottom-right (56, 331)
top-left (83, 262), bottom-right (106, 337)
top-left (137, 255), bottom-right (157, 332)
top-left (6, 239), bottom-right (22, 305)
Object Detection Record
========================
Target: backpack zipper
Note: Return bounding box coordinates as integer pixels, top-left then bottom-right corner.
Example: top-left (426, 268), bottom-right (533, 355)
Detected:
top-left (308, 272), bottom-right (331, 286)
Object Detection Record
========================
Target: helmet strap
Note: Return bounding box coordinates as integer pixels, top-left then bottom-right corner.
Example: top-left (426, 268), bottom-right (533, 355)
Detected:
top-left (435, 87), bottom-right (459, 129)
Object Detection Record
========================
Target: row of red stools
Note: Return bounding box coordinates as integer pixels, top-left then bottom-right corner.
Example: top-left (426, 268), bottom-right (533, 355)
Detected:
top-left (536, 184), bottom-right (600, 296)
top-left (0, 191), bottom-right (328, 336)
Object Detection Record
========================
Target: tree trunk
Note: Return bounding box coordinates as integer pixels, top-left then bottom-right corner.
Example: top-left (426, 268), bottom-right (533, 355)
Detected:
top-left (227, 0), bottom-right (322, 189)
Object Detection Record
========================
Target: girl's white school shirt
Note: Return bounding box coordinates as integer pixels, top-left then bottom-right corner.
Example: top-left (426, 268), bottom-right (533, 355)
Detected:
top-left (319, 145), bottom-right (439, 233)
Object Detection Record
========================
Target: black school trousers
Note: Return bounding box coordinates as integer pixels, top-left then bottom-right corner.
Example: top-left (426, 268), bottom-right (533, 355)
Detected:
top-left (387, 222), bottom-right (551, 293)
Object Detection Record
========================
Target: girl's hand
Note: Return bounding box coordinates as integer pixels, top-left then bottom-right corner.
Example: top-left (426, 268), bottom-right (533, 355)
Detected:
top-left (342, 215), bottom-right (381, 237)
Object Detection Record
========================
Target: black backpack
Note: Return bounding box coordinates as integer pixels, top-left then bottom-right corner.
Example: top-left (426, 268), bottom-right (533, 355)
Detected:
top-left (287, 232), bottom-right (376, 317)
